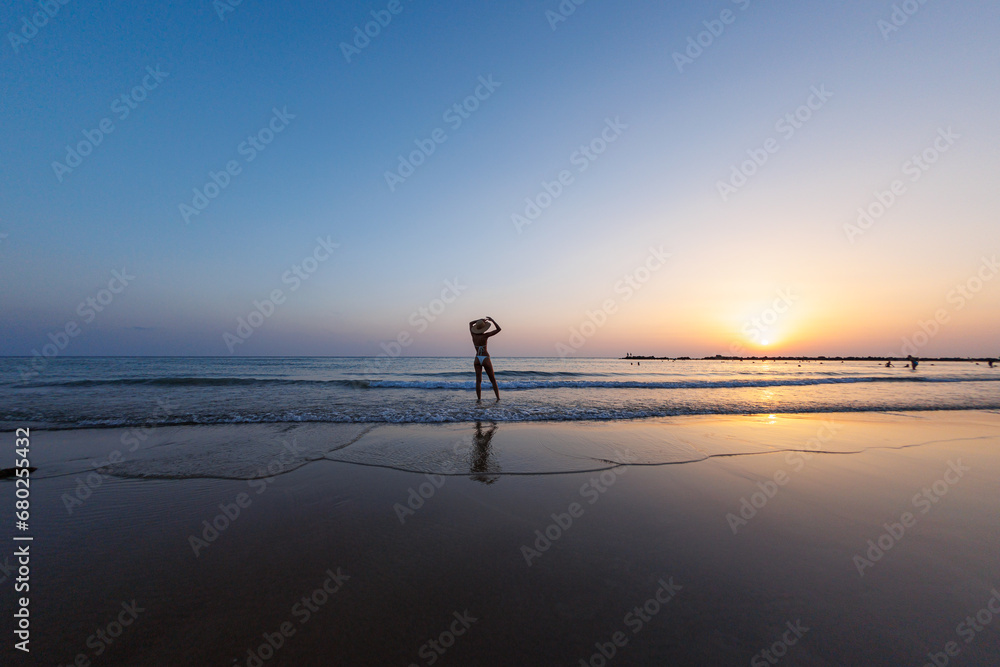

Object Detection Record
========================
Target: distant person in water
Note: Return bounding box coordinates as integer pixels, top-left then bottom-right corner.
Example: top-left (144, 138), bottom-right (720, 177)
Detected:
top-left (908, 355), bottom-right (919, 369)
top-left (990, 360), bottom-right (995, 368)
top-left (886, 360), bottom-right (893, 368)
top-left (470, 317), bottom-right (501, 400)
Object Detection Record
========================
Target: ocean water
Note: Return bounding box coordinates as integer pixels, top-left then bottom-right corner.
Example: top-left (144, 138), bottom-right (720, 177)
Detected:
top-left (2, 356), bottom-right (999, 430)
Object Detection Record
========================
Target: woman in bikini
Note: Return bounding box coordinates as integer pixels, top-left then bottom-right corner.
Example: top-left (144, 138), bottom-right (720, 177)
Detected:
top-left (470, 316), bottom-right (501, 400)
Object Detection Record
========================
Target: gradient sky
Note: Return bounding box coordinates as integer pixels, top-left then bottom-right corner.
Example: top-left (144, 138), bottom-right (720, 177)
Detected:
top-left (1, 0), bottom-right (998, 358)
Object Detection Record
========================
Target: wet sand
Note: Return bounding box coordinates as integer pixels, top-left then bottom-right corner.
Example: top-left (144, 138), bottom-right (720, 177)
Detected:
top-left (3, 411), bottom-right (1000, 665)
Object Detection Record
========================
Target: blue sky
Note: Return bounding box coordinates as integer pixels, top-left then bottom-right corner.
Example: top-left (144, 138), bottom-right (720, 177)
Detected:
top-left (1, 0), bottom-right (998, 357)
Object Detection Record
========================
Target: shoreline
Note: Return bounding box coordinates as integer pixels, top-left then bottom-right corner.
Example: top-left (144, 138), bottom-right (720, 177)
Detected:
top-left (19, 410), bottom-right (1000, 481)
top-left (10, 405), bottom-right (1000, 435)
top-left (21, 410), bottom-right (1000, 479)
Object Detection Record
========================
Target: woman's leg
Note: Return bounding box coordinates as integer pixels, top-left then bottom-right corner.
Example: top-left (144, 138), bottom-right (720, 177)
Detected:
top-left (474, 361), bottom-right (483, 399)
top-left (484, 359), bottom-right (500, 399)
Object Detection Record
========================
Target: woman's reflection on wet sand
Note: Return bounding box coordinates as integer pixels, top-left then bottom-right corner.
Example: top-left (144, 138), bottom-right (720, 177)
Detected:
top-left (468, 421), bottom-right (500, 484)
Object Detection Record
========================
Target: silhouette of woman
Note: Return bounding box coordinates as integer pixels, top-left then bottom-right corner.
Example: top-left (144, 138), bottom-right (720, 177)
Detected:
top-left (470, 317), bottom-right (501, 400)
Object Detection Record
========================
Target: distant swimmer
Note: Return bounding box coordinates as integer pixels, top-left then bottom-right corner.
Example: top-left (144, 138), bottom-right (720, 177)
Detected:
top-left (990, 360), bottom-right (996, 368)
top-left (907, 355), bottom-right (919, 370)
top-left (886, 361), bottom-right (893, 368)
top-left (470, 317), bottom-right (502, 400)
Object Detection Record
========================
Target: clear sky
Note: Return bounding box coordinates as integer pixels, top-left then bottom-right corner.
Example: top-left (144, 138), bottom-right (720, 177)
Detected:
top-left (1, 0), bottom-right (997, 358)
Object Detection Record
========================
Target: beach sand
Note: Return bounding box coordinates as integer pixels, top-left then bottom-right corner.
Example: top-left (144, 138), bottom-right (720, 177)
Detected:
top-left (4, 411), bottom-right (1000, 665)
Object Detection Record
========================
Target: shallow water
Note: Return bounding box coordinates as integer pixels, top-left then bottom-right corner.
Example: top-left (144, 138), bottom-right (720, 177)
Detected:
top-left (3, 357), bottom-right (999, 429)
